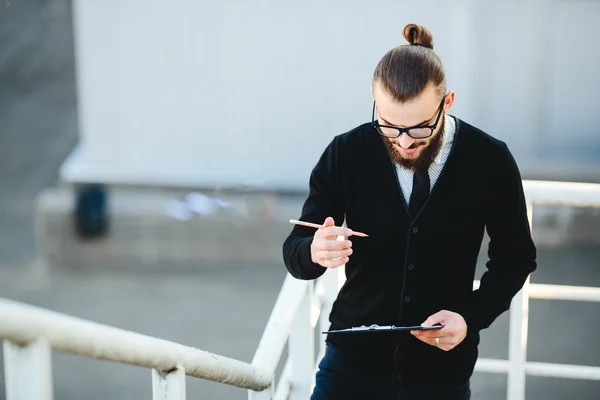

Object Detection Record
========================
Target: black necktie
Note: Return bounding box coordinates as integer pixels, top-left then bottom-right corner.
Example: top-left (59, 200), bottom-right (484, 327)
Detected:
top-left (409, 168), bottom-right (430, 217)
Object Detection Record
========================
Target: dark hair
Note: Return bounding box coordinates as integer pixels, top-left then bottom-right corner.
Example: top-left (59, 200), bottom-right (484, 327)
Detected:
top-left (372, 23), bottom-right (446, 102)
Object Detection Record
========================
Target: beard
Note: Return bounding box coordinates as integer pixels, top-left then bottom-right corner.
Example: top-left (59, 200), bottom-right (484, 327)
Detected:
top-left (383, 115), bottom-right (445, 171)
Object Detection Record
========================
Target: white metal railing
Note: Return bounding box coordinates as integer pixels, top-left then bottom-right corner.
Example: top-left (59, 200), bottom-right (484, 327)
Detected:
top-left (1, 179), bottom-right (599, 400)
top-left (248, 261), bottom-right (341, 400)
top-left (247, 179), bottom-right (600, 400)
top-left (0, 298), bottom-right (272, 399)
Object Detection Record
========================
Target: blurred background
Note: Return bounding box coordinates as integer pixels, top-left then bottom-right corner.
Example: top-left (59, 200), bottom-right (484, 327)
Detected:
top-left (0, 0), bottom-right (599, 399)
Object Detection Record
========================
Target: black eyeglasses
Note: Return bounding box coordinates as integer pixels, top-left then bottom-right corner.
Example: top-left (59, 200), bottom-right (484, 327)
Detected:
top-left (371, 97), bottom-right (445, 139)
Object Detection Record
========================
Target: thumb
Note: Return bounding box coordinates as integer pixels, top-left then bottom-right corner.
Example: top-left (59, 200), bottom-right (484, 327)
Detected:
top-left (423, 310), bottom-right (447, 327)
top-left (323, 217), bottom-right (335, 227)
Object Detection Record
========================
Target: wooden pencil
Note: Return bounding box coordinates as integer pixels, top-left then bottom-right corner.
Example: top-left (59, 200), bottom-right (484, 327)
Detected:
top-left (289, 219), bottom-right (369, 237)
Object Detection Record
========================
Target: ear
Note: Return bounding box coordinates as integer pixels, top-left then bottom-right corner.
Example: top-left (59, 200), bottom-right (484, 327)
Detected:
top-left (444, 90), bottom-right (456, 113)
top-left (369, 86), bottom-right (374, 96)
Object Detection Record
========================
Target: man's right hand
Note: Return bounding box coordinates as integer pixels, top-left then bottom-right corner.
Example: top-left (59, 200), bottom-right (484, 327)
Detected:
top-left (310, 217), bottom-right (354, 268)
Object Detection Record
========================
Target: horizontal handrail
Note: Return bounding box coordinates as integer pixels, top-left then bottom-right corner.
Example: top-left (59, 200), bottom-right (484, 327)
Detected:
top-left (0, 298), bottom-right (271, 392)
top-left (476, 358), bottom-right (600, 381)
top-left (526, 361), bottom-right (600, 380)
top-left (523, 180), bottom-right (600, 206)
top-left (473, 281), bottom-right (600, 302)
top-left (528, 283), bottom-right (600, 302)
top-left (251, 274), bottom-right (309, 376)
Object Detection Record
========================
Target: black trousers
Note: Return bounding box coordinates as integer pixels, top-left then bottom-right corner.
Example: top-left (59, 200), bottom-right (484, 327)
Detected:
top-left (311, 344), bottom-right (471, 400)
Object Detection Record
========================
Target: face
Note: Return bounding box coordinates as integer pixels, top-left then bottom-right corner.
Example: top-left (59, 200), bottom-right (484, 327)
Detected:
top-left (372, 83), bottom-right (455, 170)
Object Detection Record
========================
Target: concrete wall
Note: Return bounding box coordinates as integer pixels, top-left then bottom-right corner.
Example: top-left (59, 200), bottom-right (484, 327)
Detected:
top-left (60, 0), bottom-right (600, 191)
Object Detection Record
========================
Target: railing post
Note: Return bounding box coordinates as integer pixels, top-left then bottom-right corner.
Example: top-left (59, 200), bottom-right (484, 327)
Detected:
top-left (288, 284), bottom-right (315, 400)
top-left (317, 269), bottom-right (339, 360)
top-left (3, 339), bottom-right (53, 400)
top-left (507, 201), bottom-right (534, 400)
top-left (507, 278), bottom-right (530, 400)
top-left (152, 366), bottom-right (186, 400)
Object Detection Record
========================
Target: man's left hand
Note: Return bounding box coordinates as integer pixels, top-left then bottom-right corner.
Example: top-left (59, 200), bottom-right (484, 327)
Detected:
top-left (410, 310), bottom-right (467, 351)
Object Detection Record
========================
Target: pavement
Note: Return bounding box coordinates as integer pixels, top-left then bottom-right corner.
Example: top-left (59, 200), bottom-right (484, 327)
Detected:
top-left (0, 1), bottom-right (599, 399)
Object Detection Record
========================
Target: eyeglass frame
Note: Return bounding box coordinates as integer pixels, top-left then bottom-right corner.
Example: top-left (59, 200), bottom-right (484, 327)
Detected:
top-left (371, 97), bottom-right (446, 139)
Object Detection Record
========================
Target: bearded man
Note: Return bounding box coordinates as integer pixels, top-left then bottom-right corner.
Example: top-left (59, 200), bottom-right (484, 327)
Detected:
top-left (283, 23), bottom-right (537, 400)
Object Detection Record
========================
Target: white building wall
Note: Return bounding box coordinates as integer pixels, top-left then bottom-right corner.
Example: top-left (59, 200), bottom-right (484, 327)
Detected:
top-left (61, 0), bottom-right (600, 191)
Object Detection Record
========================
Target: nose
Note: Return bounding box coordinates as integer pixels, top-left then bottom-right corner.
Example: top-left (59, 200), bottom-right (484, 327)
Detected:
top-left (399, 132), bottom-right (415, 149)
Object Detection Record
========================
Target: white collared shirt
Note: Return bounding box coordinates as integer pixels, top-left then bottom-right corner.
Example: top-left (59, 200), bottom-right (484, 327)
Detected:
top-left (395, 115), bottom-right (456, 206)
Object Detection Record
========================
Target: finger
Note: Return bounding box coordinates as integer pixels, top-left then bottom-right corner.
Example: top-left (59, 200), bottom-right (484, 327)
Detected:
top-left (320, 239), bottom-right (352, 251)
top-left (418, 335), bottom-right (437, 346)
top-left (411, 331), bottom-right (437, 346)
top-left (320, 257), bottom-right (349, 269)
top-left (423, 310), bottom-right (451, 327)
top-left (317, 226), bottom-right (354, 238)
top-left (316, 248), bottom-right (351, 262)
top-left (414, 325), bottom-right (447, 338)
top-left (321, 249), bottom-right (353, 260)
top-left (411, 333), bottom-right (451, 351)
top-left (322, 217), bottom-right (336, 229)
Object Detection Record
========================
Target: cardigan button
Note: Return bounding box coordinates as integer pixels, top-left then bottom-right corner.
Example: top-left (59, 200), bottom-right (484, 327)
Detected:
top-left (408, 264), bottom-right (415, 271)
top-left (412, 227), bottom-right (419, 234)
top-left (404, 296), bottom-right (411, 302)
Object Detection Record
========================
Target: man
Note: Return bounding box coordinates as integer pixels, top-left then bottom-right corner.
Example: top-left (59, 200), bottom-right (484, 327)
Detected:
top-left (282, 23), bottom-right (537, 399)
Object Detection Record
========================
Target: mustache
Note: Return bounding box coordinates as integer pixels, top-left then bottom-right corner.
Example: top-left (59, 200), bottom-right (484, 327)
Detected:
top-left (389, 140), bottom-right (425, 150)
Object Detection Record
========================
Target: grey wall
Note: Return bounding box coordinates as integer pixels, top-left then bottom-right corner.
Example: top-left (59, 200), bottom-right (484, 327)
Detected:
top-left (61, 0), bottom-right (600, 191)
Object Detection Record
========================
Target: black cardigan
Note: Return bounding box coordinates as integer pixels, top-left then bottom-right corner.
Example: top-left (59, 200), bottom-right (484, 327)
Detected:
top-left (282, 117), bottom-right (537, 385)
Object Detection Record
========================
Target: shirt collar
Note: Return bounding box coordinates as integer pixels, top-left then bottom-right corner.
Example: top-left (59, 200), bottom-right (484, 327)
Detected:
top-left (433, 114), bottom-right (456, 165)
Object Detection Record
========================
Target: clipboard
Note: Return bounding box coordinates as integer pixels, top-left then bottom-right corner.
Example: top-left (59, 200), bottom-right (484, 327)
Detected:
top-left (322, 323), bottom-right (443, 334)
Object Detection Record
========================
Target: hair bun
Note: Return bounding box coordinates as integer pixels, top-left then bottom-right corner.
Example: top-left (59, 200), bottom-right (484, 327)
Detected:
top-left (402, 23), bottom-right (434, 49)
